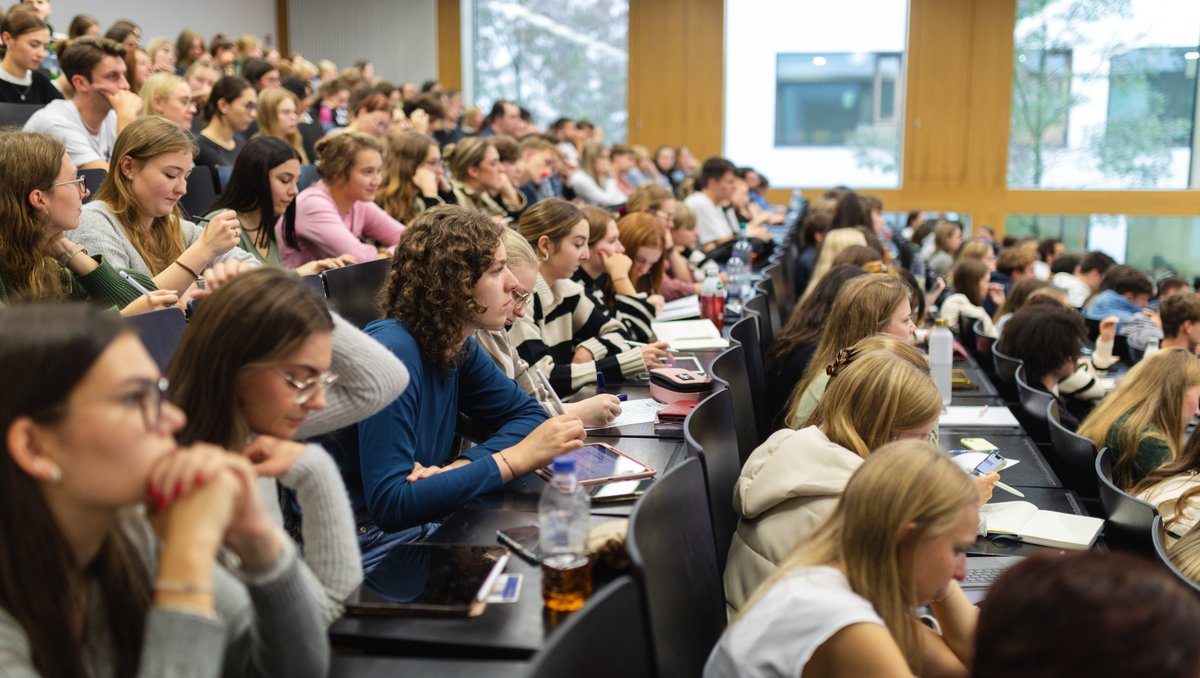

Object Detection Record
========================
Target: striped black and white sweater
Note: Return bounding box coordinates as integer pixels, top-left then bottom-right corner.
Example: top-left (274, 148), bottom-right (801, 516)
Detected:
top-left (572, 267), bottom-right (658, 344)
top-left (508, 274), bottom-right (646, 395)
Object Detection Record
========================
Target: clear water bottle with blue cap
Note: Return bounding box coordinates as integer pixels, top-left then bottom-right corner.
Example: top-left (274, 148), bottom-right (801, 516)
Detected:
top-left (538, 455), bottom-right (592, 611)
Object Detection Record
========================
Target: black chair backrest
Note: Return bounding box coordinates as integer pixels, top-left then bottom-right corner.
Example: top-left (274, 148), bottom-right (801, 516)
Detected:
top-left (627, 457), bottom-right (726, 678)
top-left (764, 262), bottom-right (793, 320)
top-left (1151, 515), bottom-right (1200, 597)
top-left (744, 293), bottom-right (774, 350)
top-left (298, 163), bottom-right (321, 191)
top-left (709, 344), bottom-right (759, 465)
top-left (180, 166), bottom-right (219, 219)
top-left (1095, 447), bottom-right (1158, 555)
top-left (321, 258), bottom-right (390, 329)
top-left (0, 102), bottom-right (40, 127)
top-left (992, 347), bottom-right (1022, 386)
top-left (684, 389), bottom-right (741, 573)
top-left (527, 576), bottom-right (655, 678)
top-left (80, 168), bottom-right (106, 204)
top-left (1046, 399), bottom-right (1099, 498)
top-left (767, 252), bottom-right (796, 318)
top-left (1014, 365), bottom-right (1053, 444)
top-left (753, 279), bottom-right (782, 345)
top-left (728, 315), bottom-right (769, 443)
top-left (126, 308), bottom-right (187, 371)
top-left (300, 274), bottom-right (327, 297)
top-left (972, 319), bottom-right (996, 368)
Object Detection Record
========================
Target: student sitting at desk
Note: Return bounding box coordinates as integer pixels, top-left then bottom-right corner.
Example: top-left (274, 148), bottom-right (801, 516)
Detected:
top-left (940, 258), bottom-right (1005, 339)
top-left (784, 273), bottom-right (916, 428)
top-left (0, 303), bottom-right (328, 677)
top-left (571, 205), bottom-right (660, 345)
top-left (352, 206), bottom-right (585, 571)
top-left (725, 341), bottom-right (997, 614)
top-left (508, 198), bottom-right (670, 396)
top-left (1082, 264), bottom-right (1163, 350)
top-left (995, 305), bottom-right (1117, 427)
top-left (1079, 348), bottom-right (1200, 490)
top-left (709, 441), bottom-right (982, 678)
top-left (168, 268), bottom-right (409, 624)
top-left (973, 552), bottom-right (1200, 678)
top-left (473, 228), bottom-right (623, 428)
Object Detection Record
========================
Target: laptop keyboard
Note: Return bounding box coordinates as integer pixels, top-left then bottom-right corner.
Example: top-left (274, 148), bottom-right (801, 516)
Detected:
top-left (962, 567), bottom-right (1005, 586)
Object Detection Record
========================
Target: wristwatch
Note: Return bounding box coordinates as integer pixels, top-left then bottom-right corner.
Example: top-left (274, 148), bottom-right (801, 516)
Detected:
top-left (57, 244), bottom-right (88, 266)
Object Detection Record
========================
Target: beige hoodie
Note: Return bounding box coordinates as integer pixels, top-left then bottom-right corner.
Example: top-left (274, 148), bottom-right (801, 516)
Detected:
top-left (723, 426), bottom-right (863, 615)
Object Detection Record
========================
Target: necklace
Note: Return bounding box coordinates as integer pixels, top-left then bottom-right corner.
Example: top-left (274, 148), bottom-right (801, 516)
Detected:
top-left (12, 82), bottom-right (31, 101)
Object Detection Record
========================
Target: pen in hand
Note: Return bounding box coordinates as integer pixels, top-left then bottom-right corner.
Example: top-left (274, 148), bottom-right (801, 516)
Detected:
top-left (118, 270), bottom-right (155, 298)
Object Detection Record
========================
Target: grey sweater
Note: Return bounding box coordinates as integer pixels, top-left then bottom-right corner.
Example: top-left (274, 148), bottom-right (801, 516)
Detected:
top-left (70, 201), bottom-right (259, 278)
top-left (260, 313), bottom-right (410, 625)
top-left (0, 513), bottom-right (328, 677)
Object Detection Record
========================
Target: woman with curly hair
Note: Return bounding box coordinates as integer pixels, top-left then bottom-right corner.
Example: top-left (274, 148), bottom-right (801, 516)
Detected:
top-left (351, 205), bottom-right (585, 570)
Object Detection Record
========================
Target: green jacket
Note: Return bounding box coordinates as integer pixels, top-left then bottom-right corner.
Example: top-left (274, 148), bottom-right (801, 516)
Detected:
top-left (0, 255), bottom-right (155, 310)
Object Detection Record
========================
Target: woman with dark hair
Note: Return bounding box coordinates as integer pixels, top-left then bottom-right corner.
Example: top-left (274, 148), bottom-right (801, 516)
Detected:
top-left (940, 257), bottom-right (1004, 337)
top-left (203, 136), bottom-right (351, 274)
top-left (67, 13), bottom-right (100, 39)
top-left (766, 264), bottom-right (868, 427)
top-left (168, 268), bottom-right (408, 623)
top-left (197, 75), bottom-right (257, 168)
top-left (350, 205), bottom-right (585, 570)
top-left (0, 303), bottom-right (328, 676)
top-left (972, 552), bottom-right (1200, 677)
top-left (572, 205), bottom-right (660, 344)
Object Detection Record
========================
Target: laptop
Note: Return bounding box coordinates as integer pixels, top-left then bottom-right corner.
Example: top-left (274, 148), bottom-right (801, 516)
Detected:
top-left (961, 555), bottom-right (1024, 603)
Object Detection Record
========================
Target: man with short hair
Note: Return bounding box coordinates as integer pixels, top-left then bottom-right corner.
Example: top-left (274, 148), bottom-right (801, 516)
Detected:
top-left (550, 117), bottom-right (579, 166)
top-left (1159, 292), bottom-right (1200, 353)
top-left (1084, 264), bottom-right (1163, 349)
top-left (478, 100), bottom-right (523, 137)
top-left (683, 156), bottom-right (741, 249)
top-left (1054, 250), bottom-right (1116, 308)
top-left (24, 36), bottom-right (142, 170)
top-left (516, 136), bottom-right (561, 205)
top-left (993, 247), bottom-right (1037, 294)
top-left (1034, 238), bottom-right (1063, 280)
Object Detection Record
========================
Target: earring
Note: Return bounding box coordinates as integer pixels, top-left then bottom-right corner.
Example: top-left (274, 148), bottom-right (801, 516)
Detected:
top-left (40, 460), bottom-right (62, 483)
top-left (538, 250), bottom-right (549, 262)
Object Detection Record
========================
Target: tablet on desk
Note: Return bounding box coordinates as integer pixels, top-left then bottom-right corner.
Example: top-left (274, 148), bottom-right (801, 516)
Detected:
top-left (534, 442), bottom-right (656, 486)
top-left (345, 543), bottom-right (509, 617)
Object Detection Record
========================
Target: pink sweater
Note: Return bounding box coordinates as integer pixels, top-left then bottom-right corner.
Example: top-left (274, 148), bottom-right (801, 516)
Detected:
top-left (279, 182), bottom-right (404, 267)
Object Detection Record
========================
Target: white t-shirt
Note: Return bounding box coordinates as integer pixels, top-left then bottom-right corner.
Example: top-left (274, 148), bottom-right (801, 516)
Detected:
top-left (24, 99), bottom-right (117, 167)
top-left (705, 566), bottom-right (885, 678)
top-left (685, 191), bottom-right (738, 246)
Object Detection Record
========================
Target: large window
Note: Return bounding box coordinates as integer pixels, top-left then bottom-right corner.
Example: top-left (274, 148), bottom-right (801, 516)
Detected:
top-left (468, 0), bottom-right (628, 141)
top-left (1008, 0), bottom-right (1200, 189)
top-left (1007, 213), bottom-right (1200, 282)
top-left (725, 0), bottom-right (909, 188)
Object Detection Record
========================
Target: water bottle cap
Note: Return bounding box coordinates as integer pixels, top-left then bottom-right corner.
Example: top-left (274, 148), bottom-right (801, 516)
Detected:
top-left (935, 318), bottom-right (949, 328)
top-left (551, 456), bottom-right (576, 474)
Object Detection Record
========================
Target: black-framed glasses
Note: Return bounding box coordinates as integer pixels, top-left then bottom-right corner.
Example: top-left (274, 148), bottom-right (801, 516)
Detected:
top-left (278, 370), bottom-right (338, 405)
top-left (50, 175), bottom-right (89, 196)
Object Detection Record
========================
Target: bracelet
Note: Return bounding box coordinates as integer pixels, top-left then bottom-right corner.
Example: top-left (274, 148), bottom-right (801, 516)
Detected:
top-left (155, 578), bottom-right (213, 595)
top-left (932, 586), bottom-right (955, 603)
top-left (497, 452), bottom-right (515, 477)
top-left (172, 259), bottom-right (200, 279)
top-left (57, 244), bottom-right (87, 266)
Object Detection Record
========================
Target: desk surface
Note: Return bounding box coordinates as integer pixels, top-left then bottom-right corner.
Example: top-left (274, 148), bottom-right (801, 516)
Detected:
top-left (939, 429), bottom-right (1062, 489)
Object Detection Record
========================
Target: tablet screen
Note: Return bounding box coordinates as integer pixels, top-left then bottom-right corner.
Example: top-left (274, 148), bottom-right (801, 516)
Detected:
top-left (566, 444), bottom-right (653, 482)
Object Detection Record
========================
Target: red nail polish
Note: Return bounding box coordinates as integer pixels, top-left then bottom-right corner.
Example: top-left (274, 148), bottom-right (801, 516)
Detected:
top-left (173, 479), bottom-right (183, 499)
top-left (157, 494), bottom-right (166, 511)
top-left (194, 470), bottom-right (206, 485)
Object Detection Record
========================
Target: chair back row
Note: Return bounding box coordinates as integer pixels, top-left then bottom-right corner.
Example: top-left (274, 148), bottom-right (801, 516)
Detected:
top-left (1095, 447), bottom-right (1158, 556)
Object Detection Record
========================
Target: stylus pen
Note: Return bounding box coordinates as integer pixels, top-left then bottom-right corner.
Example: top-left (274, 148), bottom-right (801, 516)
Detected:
top-left (626, 340), bottom-right (681, 353)
top-left (496, 530), bottom-right (541, 565)
top-left (993, 480), bottom-right (1025, 498)
top-left (475, 552), bottom-right (510, 602)
top-left (534, 368), bottom-right (567, 415)
top-left (117, 270), bottom-right (154, 298)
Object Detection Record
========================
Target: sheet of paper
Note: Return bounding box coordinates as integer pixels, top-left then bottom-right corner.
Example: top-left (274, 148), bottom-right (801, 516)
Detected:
top-left (939, 406), bottom-right (1020, 428)
top-left (587, 398), bottom-right (667, 430)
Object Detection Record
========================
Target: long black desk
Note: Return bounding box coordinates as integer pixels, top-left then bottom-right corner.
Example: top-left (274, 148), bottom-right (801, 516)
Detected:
top-left (939, 428), bottom-right (1062, 489)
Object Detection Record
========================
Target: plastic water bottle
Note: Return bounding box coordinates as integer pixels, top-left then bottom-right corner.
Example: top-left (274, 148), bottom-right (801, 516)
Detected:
top-left (733, 223), bottom-right (754, 299)
top-left (538, 456), bottom-right (592, 612)
top-left (930, 318), bottom-right (954, 406)
top-left (700, 262), bottom-right (726, 332)
top-left (1144, 337), bottom-right (1160, 359)
top-left (726, 252), bottom-right (745, 315)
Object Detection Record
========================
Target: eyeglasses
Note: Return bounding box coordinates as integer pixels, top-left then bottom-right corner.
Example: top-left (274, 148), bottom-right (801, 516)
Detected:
top-left (34, 377), bottom-right (169, 431)
top-left (512, 288), bottom-right (532, 306)
top-left (50, 175), bottom-right (89, 197)
top-left (278, 370), bottom-right (338, 405)
top-left (654, 209), bottom-right (674, 222)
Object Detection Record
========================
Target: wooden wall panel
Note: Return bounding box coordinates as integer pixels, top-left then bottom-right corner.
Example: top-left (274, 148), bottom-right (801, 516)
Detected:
top-left (628, 0), bottom-right (724, 160)
top-left (437, 0), bottom-right (462, 90)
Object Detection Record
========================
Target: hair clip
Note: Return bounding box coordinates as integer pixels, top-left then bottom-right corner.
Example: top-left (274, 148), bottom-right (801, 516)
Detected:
top-left (825, 347), bottom-right (857, 378)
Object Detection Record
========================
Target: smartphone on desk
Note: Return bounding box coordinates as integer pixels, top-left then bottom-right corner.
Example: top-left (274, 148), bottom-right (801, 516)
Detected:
top-left (589, 478), bottom-right (653, 503)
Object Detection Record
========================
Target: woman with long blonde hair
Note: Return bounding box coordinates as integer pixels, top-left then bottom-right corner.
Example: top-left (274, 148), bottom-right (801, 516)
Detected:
top-left (785, 274), bottom-right (916, 427)
top-left (72, 116), bottom-right (257, 294)
top-left (254, 87), bottom-right (309, 164)
top-left (725, 341), bottom-right (982, 613)
top-left (711, 440), bottom-right (981, 677)
top-left (802, 227), bottom-right (867, 300)
top-left (1079, 348), bottom-right (1200, 490)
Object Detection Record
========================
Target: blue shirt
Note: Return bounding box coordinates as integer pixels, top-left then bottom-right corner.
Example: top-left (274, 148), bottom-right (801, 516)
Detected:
top-left (353, 318), bottom-right (548, 532)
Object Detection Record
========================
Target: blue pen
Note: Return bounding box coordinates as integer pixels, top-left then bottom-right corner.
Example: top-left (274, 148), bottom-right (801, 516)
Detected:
top-left (616, 393), bottom-right (628, 402)
top-left (595, 371), bottom-right (607, 393)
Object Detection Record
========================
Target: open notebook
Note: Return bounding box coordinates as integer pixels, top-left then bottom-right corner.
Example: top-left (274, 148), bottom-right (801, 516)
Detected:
top-left (980, 501), bottom-right (1104, 550)
top-left (651, 319), bottom-right (730, 351)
